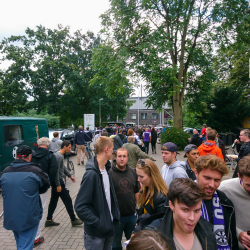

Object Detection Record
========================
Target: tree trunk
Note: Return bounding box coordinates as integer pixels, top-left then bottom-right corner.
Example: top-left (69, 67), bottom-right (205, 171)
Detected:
top-left (172, 91), bottom-right (183, 129)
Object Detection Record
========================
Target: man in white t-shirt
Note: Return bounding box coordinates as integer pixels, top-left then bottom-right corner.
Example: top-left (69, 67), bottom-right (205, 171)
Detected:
top-left (75, 136), bottom-right (120, 250)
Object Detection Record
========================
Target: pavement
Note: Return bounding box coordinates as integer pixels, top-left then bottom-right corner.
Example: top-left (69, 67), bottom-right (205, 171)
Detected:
top-left (0, 142), bottom-right (235, 250)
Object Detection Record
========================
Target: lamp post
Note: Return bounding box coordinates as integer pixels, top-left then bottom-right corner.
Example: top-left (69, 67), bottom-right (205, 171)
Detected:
top-left (99, 98), bottom-right (103, 128)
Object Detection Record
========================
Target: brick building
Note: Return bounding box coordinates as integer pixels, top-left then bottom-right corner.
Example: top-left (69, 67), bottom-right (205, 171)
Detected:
top-left (118, 97), bottom-right (172, 126)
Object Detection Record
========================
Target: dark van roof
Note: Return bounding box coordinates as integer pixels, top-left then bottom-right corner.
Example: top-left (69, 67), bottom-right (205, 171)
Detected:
top-left (0, 117), bottom-right (47, 121)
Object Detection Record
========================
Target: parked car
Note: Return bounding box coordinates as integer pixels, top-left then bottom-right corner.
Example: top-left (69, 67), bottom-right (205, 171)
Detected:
top-left (183, 128), bottom-right (201, 135)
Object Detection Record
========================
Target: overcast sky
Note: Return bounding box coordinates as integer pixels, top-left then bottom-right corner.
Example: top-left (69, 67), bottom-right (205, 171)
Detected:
top-left (0, 0), bottom-right (146, 96)
top-left (0, 0), bottom-right (111, 41)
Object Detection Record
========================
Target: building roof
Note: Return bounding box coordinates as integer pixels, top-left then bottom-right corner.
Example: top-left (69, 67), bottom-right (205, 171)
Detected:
top-left (128, 97), bottom-right (170, 110)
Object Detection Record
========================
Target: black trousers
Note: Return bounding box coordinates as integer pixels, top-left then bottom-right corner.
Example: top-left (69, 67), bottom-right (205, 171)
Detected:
top-left (151, 141), bottom-right (156, 152)
top-left (47, 180), bottom-right (76, 221)
top-left (144, 141), bottom-right (149, 154)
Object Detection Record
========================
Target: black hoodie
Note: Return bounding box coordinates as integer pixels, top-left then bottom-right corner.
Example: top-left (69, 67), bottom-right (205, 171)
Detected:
top-left (31, 147), bottom-right (58, 184)
top-left (75, 157), bottom-right (120, 238)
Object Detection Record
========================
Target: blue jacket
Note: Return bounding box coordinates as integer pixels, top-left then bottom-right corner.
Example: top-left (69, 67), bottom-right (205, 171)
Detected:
top-left (0, 159), bottom-right (50, 232)
top-left (74, 130), bottom-right (91, 145)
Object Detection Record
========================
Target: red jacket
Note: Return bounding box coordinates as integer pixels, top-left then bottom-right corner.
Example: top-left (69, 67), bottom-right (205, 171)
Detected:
top-left (198, 140), bottom-right (224, 162)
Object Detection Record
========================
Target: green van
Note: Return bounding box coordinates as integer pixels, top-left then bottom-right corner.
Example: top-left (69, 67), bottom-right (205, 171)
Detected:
top-left (0, 117), bottom-right (49, 172)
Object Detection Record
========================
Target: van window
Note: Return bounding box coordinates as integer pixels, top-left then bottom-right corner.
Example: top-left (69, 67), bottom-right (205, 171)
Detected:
top-left (4, 125), bottom-right (24, 147)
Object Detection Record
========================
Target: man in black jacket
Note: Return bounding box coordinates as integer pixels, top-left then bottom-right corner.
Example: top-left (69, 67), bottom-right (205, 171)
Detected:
top-left (31, 137), bottom-right (58, 247)
top-left (233, 129), bottom-right (250, 178)
top-left (74, 125), bottom-right (91, 165)
top-left (189, 129), bottom-right (201, 147)
top-left (109, 148), bottom-right (140, 250)
top-left (75, 136), bottom-right (120, 250)
top-left (195, 155), bottom-right (239, 250)
top-left (136, 178), bottom-right (217, 250)
top-left (183, 144), bottom-right (199, 180)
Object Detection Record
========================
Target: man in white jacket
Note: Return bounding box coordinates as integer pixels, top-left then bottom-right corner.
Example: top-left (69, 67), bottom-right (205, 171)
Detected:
top-left (161, 142), bottom-right (188, 188)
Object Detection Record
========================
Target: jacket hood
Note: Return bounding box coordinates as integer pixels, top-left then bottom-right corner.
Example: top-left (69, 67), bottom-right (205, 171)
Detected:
top-left (32, 147), bottom-right (50, 159)
top-left (111, 160), bottom-right (128, 173)
top-left (201, 140), bottom-right (217, 152)
top-left (169, 160), bottom-right (187, 170)
top-left (85, 156), bottom-right (111, 173)
top-left (10, 159), bottom-right (38, 168)
top-left (51, 137), bottom-right (60, 142)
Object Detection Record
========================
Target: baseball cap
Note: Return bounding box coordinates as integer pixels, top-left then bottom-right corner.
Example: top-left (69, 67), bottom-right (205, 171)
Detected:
top-left (16, 145), bottom-right (32, 157)
top-left (184, 144), bottom-right (198, 157)
top-left (161, 142), bottom-right (179, 154)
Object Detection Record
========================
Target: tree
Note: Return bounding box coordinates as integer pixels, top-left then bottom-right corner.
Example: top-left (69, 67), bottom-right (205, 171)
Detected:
top-left (204, 86), bottom-right (250, 132)
top-left (0, 26), bottom-right (133, 126)
top-left (92, 0), bottom-right (249, 129)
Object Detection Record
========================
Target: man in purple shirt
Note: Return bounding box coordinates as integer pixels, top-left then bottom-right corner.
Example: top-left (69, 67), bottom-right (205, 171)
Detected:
top-left (143, 128), bottom-right (151, 154)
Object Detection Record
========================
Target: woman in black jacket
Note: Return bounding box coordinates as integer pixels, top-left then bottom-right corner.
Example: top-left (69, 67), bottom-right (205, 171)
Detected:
top-left (136, 159), bottom-right (168, 222)
top-left (151, 128), bottom-right (158, 154)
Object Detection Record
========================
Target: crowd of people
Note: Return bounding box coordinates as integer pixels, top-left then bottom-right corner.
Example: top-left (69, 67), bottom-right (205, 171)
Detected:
top-left (0, 124), bottom-right (250, 250)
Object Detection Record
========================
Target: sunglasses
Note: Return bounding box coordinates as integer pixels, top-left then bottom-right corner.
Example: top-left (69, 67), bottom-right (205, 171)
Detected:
top-left (137, 159), bottom-right (146, 167)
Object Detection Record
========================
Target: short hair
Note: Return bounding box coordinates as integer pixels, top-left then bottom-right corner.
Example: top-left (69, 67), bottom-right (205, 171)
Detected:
top-left (128, 136), bottom-right (134, 143)
top-left (95, 136), bottom-right (114, 154)
top-left (119, 129), bottom-right (123, 133)
top-left (115, 147), bottom-right (128, 157)
top-left (203, 124), bottom-right (207, 127)
top-left (53, 132), bottom-right (59, 138)
top-left (101, 131), bottom-right (108, 136)
top-left (238, 155), bottom-right (250, 178)
top-left (168, 178), bottom-right (206, 207)
top-left (195, 155), bottom-right (229, 176)
top-left (78, 125), bottom-right (83, 130)
top-left (127, 230), bottom-right (171, 250)
top-left (61, 140), bottom-right (71, 149)
top-left (37, 137), bottom-right (50, 146)
top-left (86, 127), bottom-right (89, 130)
top-left (206, 127), bottom-right (212, 131)
top-left (207, 130), bottom-right (216, 141)
top-left (127, 129), bottom-right (134, 136)
top-left (241, 129), bottom-right (250, 139)
top-left (113, 128), bottom-right (117, 133)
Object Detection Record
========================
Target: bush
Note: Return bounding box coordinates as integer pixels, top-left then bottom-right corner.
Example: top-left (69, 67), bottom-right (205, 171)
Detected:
top-left (13, 109), bottom-right (60, 128)
top-left (161, 127), bottom-right (189, 151)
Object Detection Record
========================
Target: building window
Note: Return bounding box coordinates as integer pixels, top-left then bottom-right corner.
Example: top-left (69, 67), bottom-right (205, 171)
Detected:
top-left (152, 113), bottom-right (158, 120)
top-left (130, 114), bottom-right (136, 120)
top-left (4, 125), bottom-right (24, 147)
top-left (141, 113), bottom-right (147, 120)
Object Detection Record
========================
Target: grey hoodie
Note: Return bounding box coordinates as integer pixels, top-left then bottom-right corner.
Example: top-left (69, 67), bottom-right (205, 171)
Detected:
top-left (160, 160), bottom-right (188, 188)
top-left (49, 137), bottom-right (63, 153)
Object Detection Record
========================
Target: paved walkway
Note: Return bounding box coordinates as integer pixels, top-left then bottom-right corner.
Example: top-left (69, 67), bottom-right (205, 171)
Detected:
top-left (0, 142), bottom-right (234, 250)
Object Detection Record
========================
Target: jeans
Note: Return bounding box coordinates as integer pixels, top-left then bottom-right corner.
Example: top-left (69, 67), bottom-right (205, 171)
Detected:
top-left (13, 223), bottom-right (39, 250)
top-left (144, 141), bottom-right (149, 154)
top-left (84, 232), bottom-right (113, 250)
top-left (47, 181), bottom-right (75, 221)
top-left (35, 190), bottom-right (48, 240)
top-left (112, 214), bottom-right (137, 250)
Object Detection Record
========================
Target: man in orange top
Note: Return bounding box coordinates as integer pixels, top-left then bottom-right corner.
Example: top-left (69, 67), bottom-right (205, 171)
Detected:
top-left (198, 130), bottom-right (224, 162)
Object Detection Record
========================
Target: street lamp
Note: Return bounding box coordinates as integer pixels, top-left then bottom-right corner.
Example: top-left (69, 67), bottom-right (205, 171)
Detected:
top-left (99, 98), bottom-right (103, 128)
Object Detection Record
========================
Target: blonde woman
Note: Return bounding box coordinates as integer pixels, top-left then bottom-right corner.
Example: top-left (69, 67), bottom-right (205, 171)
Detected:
top-left (136, 159), bottom-right (168, 219)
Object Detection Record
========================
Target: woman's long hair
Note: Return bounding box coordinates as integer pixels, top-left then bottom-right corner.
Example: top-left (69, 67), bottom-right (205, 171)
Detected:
top-left (137, 159), bottom-right (168, 210)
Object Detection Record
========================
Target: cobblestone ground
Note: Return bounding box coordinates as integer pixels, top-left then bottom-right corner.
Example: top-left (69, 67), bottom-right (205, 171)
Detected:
top-left (0, 142), bottom-right (235, 250)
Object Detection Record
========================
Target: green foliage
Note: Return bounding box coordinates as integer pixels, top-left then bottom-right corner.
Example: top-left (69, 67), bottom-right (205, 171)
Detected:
top-left (204, 86), bottom-right (250, 132)
top-left (182, 104), bottom-right (203, 129)
top-left (13, 109), bottom-right (60, 128)
top-left (160, 127), bottom-right (189, 151)
top-left (0, 26), bottom-right (132, 127)
top-left (97, 0), bottom-right (248, 128)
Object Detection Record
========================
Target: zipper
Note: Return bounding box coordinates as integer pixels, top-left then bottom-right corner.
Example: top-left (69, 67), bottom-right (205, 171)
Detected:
top-left (221, 203), bottom-right (234, 249)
